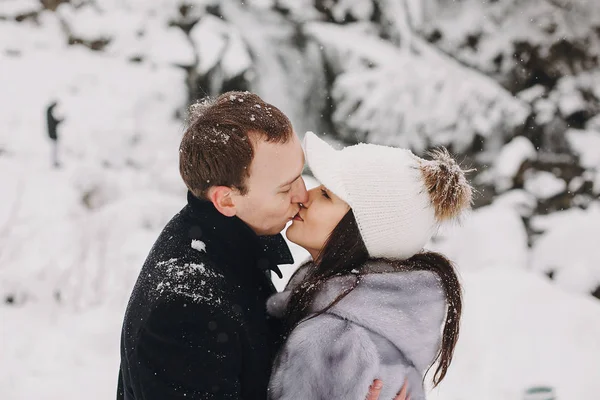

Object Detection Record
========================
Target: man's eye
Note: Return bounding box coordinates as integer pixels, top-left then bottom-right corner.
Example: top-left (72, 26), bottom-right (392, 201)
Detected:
top-left (281, 188), bottom-right (291, 194)
top-left (321, 188), bottom-right (330, 199)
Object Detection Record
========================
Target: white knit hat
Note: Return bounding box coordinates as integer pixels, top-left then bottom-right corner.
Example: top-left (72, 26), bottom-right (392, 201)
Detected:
top-left (304, 131), bottom-right (473, 259)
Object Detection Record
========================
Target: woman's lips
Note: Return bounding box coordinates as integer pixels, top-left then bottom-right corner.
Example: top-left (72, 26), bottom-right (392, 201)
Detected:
top-left (292, 211), bottom-right (303, 221)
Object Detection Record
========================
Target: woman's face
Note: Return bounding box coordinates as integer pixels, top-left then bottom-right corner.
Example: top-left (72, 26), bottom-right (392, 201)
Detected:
top-left (286, 185), bottom-right (350, 259)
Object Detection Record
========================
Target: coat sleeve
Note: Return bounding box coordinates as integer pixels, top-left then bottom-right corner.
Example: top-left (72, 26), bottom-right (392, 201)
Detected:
top-left (131, 299), bottom-right (243, 400)
top-left (269, 314), bottom-right (384, 400)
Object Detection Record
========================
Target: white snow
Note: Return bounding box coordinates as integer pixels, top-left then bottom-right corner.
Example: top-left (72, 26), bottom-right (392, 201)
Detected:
top-left (534, 98), bottom-right (557, 125)
top-left (555, 76), bottom-right (587, 118)
top-left (143, 23), bottom-right (196, 66)
top-left (492, 189), bottom-right (537, 217)
top-left (557, 91), bottom-right (587, 118)
top-left (189, 15), bottom-right (231, 75)
top-left (427, 269), bottom-right (600, 400)
top-left (1, 303), bottom-right (122, 399)
top-left (56, 4), bottom-right (115, 42)
top-left (493, 136), bottom-right (537, 192)
top-left (0, 0), bottom-right (40, 18)
top-left (530, 204), bottom-right (600, 295)
top-left (330, 0), bottom-right (374, 22)
top-left (191, 240), bottom-right (207, 253)
top-left (428, 204), bottom-right (529, 272)
top-left (594, 171), bottom-right (600, 195)
top-left (568, 176), bottom-right (585, 193)
top-left (523, 170), bottom-right (567, 200)
top-left (0, 14), bottom-right (66, 53)
top-left (585, 114), bottom-right (600, 131)
top-left (1, 192), bottom-right (183, 309)
top-left (517, 84), bottom-right (545, 103)
top-left (566, 129), bottom-right (600, 170)
top-left (188, 14), bottom-right (252, 78)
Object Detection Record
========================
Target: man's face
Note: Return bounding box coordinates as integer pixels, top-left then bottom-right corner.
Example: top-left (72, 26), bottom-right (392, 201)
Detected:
top-left (232, 132), bottom-right (308, 236)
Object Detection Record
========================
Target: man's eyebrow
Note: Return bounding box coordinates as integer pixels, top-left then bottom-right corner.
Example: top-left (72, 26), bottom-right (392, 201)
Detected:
top-left (279, 173), bottom-right (302, 188)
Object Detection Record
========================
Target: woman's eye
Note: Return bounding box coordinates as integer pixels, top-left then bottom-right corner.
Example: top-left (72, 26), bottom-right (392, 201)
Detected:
top-left (320, 188), bottom-right (330, 199)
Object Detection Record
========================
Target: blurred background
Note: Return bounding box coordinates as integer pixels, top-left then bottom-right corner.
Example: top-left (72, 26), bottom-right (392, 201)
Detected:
top-left (1, 0), bottom-right (600, 399)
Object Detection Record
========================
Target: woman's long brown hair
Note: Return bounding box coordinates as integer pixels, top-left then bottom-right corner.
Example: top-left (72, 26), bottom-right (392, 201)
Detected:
top-left (284, 209), bottom-right (462, 387)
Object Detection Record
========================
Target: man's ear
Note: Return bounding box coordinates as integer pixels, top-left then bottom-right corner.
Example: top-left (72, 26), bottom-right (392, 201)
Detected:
top-left (207, 186), bottom-right (237, 217)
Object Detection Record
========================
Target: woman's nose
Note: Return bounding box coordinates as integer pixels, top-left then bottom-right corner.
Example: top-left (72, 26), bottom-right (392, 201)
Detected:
top-left (303, 187), bottom-right (320, 207)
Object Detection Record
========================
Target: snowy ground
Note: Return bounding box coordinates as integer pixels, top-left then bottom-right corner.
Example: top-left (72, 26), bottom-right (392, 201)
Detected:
top-left (2, 2), bottom-right (600, 400)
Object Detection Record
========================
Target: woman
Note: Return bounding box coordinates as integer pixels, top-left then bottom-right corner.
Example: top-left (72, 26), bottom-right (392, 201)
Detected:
top-left (267, 132), bottom-right (473, 400)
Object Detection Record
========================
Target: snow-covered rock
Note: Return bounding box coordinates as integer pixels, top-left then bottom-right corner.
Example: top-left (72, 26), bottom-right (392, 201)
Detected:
top-left (555, 77), bottom-right (588, 118)
top-left (567, 129), bottom-right (600, 170)
top-left (557, 91), bottom-right (587, 119)
top-left (523, 170), bottom-right (566, 200)
top-left (492, 189), bottom-right (537, 217)
top-left (493, 136), bottom-right (537, 192)
top-left (534, 98), bottom-right (557, 125)
top-left (189, 15), bottom-right (242, 76)
top-left (585, 114), bottom-right (600, 131)
top-left (517, 84), bottom-right (545, 103)
top-left (568, 176), bottom-right (585, 193)
top-left (0, 12), bottom-right (65, 53)
top-left (56, 4), bottom-right (114, 42)
top-left (143, 22), bottom-right (196, 66)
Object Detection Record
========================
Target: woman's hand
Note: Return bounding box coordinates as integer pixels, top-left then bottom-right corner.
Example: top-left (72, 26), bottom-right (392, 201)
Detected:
top-left (365, 379), bottom-right (409, 400)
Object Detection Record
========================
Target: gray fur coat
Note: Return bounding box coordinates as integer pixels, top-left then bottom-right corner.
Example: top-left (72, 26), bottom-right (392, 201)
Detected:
top-left (267, 261), bottom-right (446, 400)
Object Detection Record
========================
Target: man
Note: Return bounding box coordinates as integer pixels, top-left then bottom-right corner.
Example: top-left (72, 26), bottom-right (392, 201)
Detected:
top-left (117, 91), bottom-right (406, 399)
top-left (46, 100), bottom-right (63, 167)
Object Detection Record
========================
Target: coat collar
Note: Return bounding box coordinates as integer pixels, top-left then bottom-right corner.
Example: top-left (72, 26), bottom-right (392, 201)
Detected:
top-left (186, 191), bottom-right (293, 278)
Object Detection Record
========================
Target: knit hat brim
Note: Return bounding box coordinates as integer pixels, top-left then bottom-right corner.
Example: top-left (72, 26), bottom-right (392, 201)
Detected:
top-left (303, 132), bottom-right (350, 205)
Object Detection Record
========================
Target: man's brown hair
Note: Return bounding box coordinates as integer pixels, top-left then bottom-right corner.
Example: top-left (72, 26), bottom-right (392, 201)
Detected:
top-left (179, 91), bottom-right (294, 199)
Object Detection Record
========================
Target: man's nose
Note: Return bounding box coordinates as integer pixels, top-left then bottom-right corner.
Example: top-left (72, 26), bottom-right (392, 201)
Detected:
top-left (292, 177), bottom-right (309, 204)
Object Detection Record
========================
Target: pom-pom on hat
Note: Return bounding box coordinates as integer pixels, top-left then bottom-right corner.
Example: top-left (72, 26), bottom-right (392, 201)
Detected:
top-left (303, 131), bottom-right (473, 259)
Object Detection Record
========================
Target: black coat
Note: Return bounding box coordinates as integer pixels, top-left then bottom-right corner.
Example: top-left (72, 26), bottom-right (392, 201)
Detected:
top-left (117, 192), bottom-right (293, 400)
